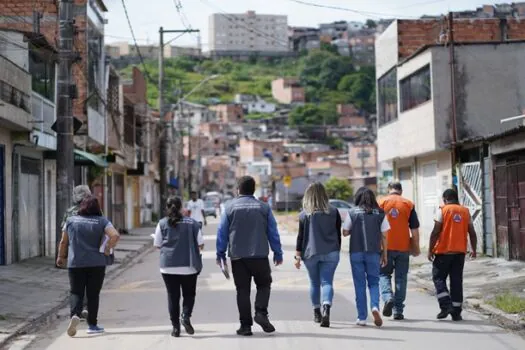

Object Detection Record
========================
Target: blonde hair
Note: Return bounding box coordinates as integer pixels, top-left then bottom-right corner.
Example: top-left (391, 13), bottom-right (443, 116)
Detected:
top-left (302, 182), bottom-right (330, 215)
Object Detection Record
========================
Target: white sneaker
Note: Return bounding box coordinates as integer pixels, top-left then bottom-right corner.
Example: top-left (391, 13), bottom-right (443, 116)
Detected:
top-left (372, 307), bottom-right (383, 327)
top-left (356, 319), bottom-right (367, 326)
top-left (67, 316), bottom-right (80, 337)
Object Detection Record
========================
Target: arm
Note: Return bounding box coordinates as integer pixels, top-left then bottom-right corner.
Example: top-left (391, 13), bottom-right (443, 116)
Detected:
top-left (427, 221), bottom-right (443, 261)
top-left (267, 209), bottom-right (283, 264)
top-left (195, 221), bottom-right (205, 251)
top-left (56, 231), bottom-right (69, 267)
top-left (104, 223), bottom-right (120, 255)
top-left (200, 200), bottom-right (207, 225)
top-left (409, 208), bottom-right (421, 256)
top-left (295, 215), bottom-right (305, 258)
top-left (153, 223), bottom-right (163, 249)
top-left (336, 211), bottom-right (342, 247)
top-left (216, 212), bottom-right (230, 261)
top-left (380, 217), bottom-right (390, 266)
top-left (342, 214), bottom-right (352, 237)
top-left (468, 222), bottom-right (478, 258)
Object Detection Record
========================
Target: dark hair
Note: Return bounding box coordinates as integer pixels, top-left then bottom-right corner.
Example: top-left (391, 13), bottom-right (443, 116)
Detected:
top-left (191, 191), bottom-right (197, 195)
top-left (238, 176), bottom-right (256, 195)
top-left (354, 187), bottom-right (379, 213)
top-left (166, 196), bottom-right (184, 226)
top-left (388, 182), bottom-right (403, 192)
top-left (442, 189), bottom-right (459, 203)
top-left (78, 195), bottom-right (103, 216)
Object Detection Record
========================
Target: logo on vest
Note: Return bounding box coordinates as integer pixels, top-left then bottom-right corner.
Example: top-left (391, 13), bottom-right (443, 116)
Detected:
top-left (390, 208), bottom-right (399, 218)
top-left (453, 213), bottom-right (462, 223)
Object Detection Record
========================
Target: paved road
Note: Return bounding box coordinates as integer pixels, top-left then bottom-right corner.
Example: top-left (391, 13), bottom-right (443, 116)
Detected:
top-left (10, 220), bottom-right (525, 350)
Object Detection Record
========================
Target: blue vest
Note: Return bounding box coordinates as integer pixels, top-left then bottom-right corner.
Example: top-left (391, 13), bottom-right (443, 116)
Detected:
top-left (159, 217), bottom-right (203, 273)
top-left (348, 207), bottom-right (385, 254)
top-left (66, 216), bottom-right (111, 268)
top-left (300, 206), bottom-right (341, 259)
top-left (225, 196), bottom-right (270, 259)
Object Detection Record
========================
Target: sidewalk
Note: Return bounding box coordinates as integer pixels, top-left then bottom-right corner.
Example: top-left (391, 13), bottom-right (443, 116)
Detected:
top-left (0, 226), bottom-right (154, 347)
top-left (410, 254), bottom-right (525, 327)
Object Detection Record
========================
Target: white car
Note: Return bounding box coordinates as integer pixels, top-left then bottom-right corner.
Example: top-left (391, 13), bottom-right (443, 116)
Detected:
top-left (329, 199), bottom-right (354, 221)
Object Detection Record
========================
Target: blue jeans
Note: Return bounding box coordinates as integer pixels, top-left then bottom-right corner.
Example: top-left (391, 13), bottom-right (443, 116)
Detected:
top-left (379, 251), bottom-right (410, 315)
top-left (303, 251), bottom-right (340, 308)
top-left (350, 252), bottom-right (381, 321)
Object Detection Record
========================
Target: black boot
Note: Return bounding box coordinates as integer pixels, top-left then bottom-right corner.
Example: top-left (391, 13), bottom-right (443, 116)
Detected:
top-left (181, 315), bottom-right (195, 335)
top-left (320, 305), bottom-right (331, 328)
top-left (437, 307), bottom-right (453, 320)
top-left (171, 325), bottom-right (181, 337)
top-left (236, 325), bottom-right (253, 336)
top-left (254, 313), bottom-right (276, 333)
top-left (314, 308), bottom-right (322, 323)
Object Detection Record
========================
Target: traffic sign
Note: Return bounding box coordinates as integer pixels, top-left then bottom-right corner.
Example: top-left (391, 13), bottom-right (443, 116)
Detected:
top-left (283, 176), bottom-right (292, 188)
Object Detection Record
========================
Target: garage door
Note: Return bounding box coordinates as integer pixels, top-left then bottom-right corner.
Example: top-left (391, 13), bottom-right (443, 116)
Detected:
top-left (398, 166), bottom-right (414, 202)
top-left (18, 157), bottom-right (42, 260)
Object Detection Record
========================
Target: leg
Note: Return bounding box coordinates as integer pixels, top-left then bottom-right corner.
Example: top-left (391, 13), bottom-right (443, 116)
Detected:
top-left (231, 259), bottom-right (253, 327)
top-left (350, 253), bottom-right (368, 322)
top-left (449, 254), bottom-right (466, 320)
top-left (85, 266), bottom-right (106, 328)
top-left (393, 252), bottom-right (410, 316)
top-left (303, 256), bottom-right (322, 308)
top-left (379, 251), bottom-right (395, 316)
top-left (251, 258), bottom-right (276, 333)
top-left (319, 251), bottom-right (340, 306)
top-left (68, 268), bottom-right (87, 319)
top-left (162, 274), bottom-right (182, 329)
top-left (365, 252), bottom-right (383, 327)
top-left (180, 273), bottom-right (198, 334)
top-left (432, 255), bottom-right (453, 317)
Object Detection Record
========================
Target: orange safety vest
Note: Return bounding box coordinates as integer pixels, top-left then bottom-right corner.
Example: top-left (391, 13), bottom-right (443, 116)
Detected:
top-left (379, 194), bottom-right (414, 252)
top-left (433, 204), bottom-right (470, 254)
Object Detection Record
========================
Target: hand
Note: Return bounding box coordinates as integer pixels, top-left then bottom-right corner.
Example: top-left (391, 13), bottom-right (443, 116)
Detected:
top-left (56, 257), bottom-right (66, 268)
top-left (469, 251), bottom-right (477, 259)
top-left (294, 257), bottom-right (301, 269)
top-left (427, 251), bottom-right (435, 262)
top-left (380, 253), bottom-right (388, 268)
top-left (274, 256), bottom-right (283, 266)
top-left (411, 247), bottom-right (421, 257)
top-left (204, 219), bottom-right (207, 226)
top-left (104, 245), bottom-right (112, 256)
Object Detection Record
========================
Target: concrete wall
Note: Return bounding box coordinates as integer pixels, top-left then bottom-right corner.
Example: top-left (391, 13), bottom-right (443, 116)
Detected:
top-left (374, 20), bottom-right (398, 78)
top-left (0, 129), bottom-right (13, 264)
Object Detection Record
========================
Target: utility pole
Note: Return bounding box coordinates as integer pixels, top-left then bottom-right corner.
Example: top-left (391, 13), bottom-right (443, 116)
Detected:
top-left (158, 28), bottom-right (199, 206)
top-left (55, 0), bottom-right (75, 264)
top-left (448, 12), bottom-right (458, 172)
top-left (187, 118), bottom-right (192, 195)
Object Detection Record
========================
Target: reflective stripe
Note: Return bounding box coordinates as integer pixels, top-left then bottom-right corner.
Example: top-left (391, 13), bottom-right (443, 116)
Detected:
top-left (452, 302), bottom-right (462, 307)
top-left (361, 213), bottom-right (368, 252)
top-left (437, 292), bottom-right (450, 299)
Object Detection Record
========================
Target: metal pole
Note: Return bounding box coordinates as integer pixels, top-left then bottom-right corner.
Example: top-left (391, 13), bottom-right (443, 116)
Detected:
top-left (158, 27), bottom-right (167, 214)
top-left (285, 186), bottom-right (289, 214)
top-left (449, 12), bottom-right (458, 170)
top-left (187, 117), bottom-right (192, 195)
top-left (55, 0), bottom-right (75, 264)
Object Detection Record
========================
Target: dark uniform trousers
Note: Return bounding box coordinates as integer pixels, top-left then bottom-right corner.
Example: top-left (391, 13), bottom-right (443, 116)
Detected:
top-left (432, 253), bottom-right (466, 314)
top-left (231, 257), bottom-right (272, 326)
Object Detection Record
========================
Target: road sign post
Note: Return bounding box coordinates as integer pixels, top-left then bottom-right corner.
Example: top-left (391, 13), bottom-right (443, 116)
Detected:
top-left (283, 176), bottom-right (291, 213)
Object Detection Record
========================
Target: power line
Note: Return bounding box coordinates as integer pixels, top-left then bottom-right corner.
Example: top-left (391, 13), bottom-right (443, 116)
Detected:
top-left (120, 0), bottom-right (155, 84)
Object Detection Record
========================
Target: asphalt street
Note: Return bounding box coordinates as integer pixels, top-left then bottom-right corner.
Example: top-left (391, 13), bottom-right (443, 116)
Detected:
top-left (9, 219), bottom-right (525, 350)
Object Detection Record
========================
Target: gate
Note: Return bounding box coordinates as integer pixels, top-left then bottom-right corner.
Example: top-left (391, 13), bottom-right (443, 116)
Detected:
top-left (457, 162), bottom-right (483, 253)
top-left (494, 152), bottom-right (525, 261)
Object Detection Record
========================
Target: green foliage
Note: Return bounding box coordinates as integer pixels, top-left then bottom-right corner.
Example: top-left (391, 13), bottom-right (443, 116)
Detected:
top-left (288, 103), bottom-right (338, 126)
top-left (366, 19), bottom-right (377, 29)
top-left (245, 112), bottom-right (270, 120)
top-left (325, 177), bottom-right (354, 201)
top-left (488, 293), bottom-right (525, 314)
top-left (320, 42), bottom-right (340, 55)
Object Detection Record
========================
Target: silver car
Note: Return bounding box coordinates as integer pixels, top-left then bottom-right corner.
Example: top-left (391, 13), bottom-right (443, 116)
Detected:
top-left (329, 199), bottom-right (354, 220)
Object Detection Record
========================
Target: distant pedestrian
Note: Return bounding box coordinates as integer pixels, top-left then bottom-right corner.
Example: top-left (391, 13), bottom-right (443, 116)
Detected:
top-left (294, 182), bottom-right (341, 328)
top-left (343, 187), bottom-right (389, 327)
top-left (57, 195), bottom-right (120, 337)
top-left (154, 196), bottom-right (204, 337)
top-left (378, 182), bottom-right (421, 320)
top-left (428, 189), bottom-right (477, 321)
top-left (216, 176), bottom-right (283, 336)
top-left (60, 185), bottom-right (93, 319)
top-left (186, 191), bottom-right (207, 228)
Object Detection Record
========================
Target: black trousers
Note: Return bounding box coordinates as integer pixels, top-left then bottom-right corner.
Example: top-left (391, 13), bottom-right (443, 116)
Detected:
top-left (432, 253), bottom-right (465, 314)
top-left (69, 266), bottom-right (106, 326)
top-left (161, 273), bottom-right (198, 327)
top-left (231, 258), bottom-right (272, 327)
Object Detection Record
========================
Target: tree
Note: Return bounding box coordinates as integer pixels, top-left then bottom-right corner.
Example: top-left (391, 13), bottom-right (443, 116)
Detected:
top-left (366, 19), bottom-right (377, 29)
top-left (324, 177), bottom-right (353, 201)
top-left (320, 42), bottom-right (340, 55)
top-left (288, 103), bottom-right (338, 126)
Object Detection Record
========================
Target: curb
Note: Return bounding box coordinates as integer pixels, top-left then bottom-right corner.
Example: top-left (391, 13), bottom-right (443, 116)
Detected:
top-left (412, 275), bottom-right (525, 330)
top-left (0, 240), bottom-right (153, 349)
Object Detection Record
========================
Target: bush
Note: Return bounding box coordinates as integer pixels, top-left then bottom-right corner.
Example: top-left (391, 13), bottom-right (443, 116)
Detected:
top-left (325, 177), bottom-right (353, 201)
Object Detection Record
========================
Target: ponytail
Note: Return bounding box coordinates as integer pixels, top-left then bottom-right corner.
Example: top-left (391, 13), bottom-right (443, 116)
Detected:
top-left (166, 196), bottom-right (183, 227)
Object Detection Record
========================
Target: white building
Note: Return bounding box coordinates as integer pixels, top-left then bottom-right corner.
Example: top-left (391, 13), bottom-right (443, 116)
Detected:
top-left (234, 94), bottom-right (276, 114)
top-left (208, 11), bottom-right (289, 57)
top-left (174, 101), bottom-right (216, 135)
top-left (375, 20), bottom-right (525, 247)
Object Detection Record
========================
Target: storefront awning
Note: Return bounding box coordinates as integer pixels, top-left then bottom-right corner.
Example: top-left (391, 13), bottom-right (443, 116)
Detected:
top-left (74, 150), bottom-right (108, 168)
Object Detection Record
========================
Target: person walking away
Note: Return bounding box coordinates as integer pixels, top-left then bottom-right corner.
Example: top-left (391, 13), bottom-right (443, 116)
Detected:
top-left (428, 189), bottom-right (477, 321)
top-left (187, 191), bottom-right (207, 228)
top-left (216, 176), bottom-right (283, 336)
top-left (378, 182), bottom-right (421, 320)
top-left (154, 196), bottom-right (204, 337)
top-left (294, 182), bottom-right (341, 328)
top-left (57, 195), bottom-right (120, 337)
top-left (343, 187), bottom-right (389, 327)
top-left (60, 185), bottom-right (93, 319)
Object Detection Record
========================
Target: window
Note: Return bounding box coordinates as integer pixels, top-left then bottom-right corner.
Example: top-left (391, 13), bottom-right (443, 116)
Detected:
top-left (400, 64), bottom-right (431, 112)
top-left (377, 68), bottom-right (398, 126)
top-left (29, 50), bottom-right (55, 101)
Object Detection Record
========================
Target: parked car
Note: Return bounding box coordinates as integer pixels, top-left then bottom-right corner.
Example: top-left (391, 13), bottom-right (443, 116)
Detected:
top-left (329, 199), bottom-right (354, 220)
top-left (203, 200), bottom-right (217, 218)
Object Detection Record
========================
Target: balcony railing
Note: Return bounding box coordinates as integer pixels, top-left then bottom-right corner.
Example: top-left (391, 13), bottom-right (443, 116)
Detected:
top-left (31, 91), bottom-right (55, 134)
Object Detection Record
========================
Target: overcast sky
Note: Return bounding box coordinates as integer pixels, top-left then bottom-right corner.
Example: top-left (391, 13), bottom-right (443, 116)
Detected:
top-left (103, 0), bottom-right (494, 48)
